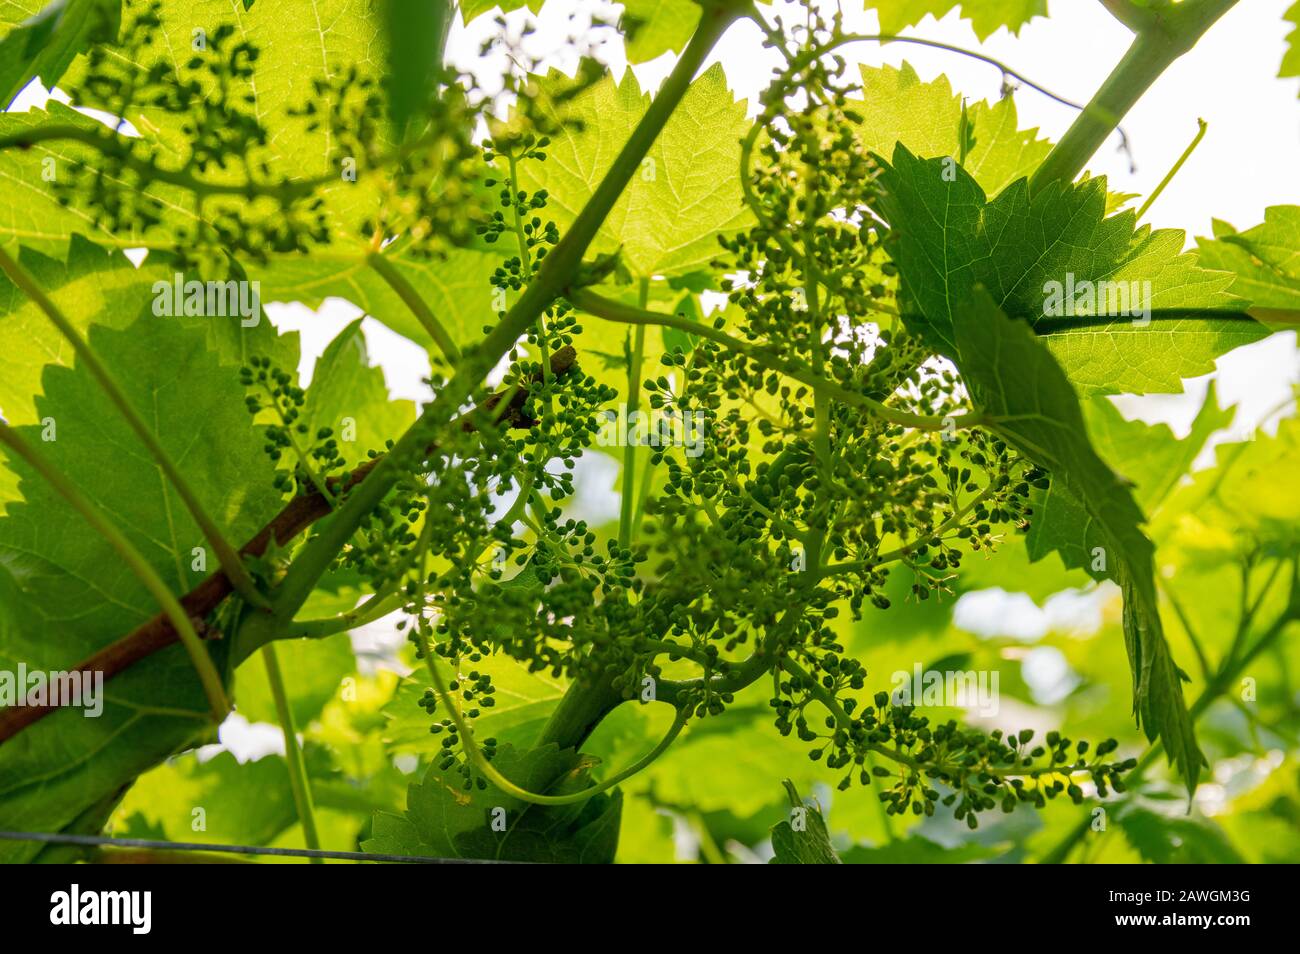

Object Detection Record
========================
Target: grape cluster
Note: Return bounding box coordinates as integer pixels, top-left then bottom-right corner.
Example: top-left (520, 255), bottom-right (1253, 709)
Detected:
top-left (776, 655), bottom-right (1135, 827)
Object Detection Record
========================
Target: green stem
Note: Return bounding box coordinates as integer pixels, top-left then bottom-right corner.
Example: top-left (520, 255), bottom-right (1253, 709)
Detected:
top-left (366, 251), bottom-right (461, 361)
top-left (1135, 118), bottom-right (1207, 219)
top-left (619, 278), bottom-right (650, 549)
top-left (821, 481), bottom-right (997, 576)
top-left (418, 637), bottom-right (688, 805)
top-left (0, 423), bottom-right (229, 720)
top-left (287, 588), bottom-right (406, 638)
top-left (569, 288), bottom-right (983, 433)
top-left (1098, 0), bottom-right (1157, 32)
top-left (260, 643), bottom-right (322, 861)
top-left (1030, 0), bottom-right (1238, 193)
top-left (260, 5), bottom-right (741, 629)
top-left (0, 124), bottom-right (334, 199)
top-left (0, 246), bottom-right (268, 610)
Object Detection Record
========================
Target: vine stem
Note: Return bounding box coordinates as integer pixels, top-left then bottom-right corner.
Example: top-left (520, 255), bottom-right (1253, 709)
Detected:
top-left (618, 278), bottom-right (650, 549)
top-left (0, 423), bottom-right (229, 720)
top-left (258, 2), bottom-right (743, 629)
top-left (821, 481), bottom-right (998, 576)
top-left (260, 643), bottom-right (322, 860)
top-left (417, 637), bottom-right (689, 805)
top-left (407, 495), bottom-right (687, 805)
top-left (366, 251), bottom-right (461, 361)
top-left (569, 288), bottom-right (984, 433)
top-left (0, 347), bottom-right (577, 743)
top-left (1135, 117), bottom-right (1207, 220)
top-left (0, 246), bottom-right (268, 610)
top-left (1029, 0), bottom-right (1239, 192)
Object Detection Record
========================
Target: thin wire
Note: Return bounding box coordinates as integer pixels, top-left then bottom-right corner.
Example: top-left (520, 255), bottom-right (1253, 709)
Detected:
top-left (0, 830), bottom-right (525, 864)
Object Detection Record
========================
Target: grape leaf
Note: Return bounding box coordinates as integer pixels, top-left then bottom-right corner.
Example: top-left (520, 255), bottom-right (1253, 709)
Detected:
top-left (0, 237), bottom-right (298, 512)
top-left (952, 289), bottom-right (1204, 791)
top-left (1155, 415), bottom-right (1300, 556)
top-left (1119, 804), bottom-right (1245, 864)
top-left (1282, 1), bottom-right (1300, 93)
top-left (1025, 383), bottom-right (1232, 604)
top-left (0, 315), bottom-right (280, 857)
top-left (380, 0), bottom-right (451, 135)
top-left (234, 634), bottom-right (355, 728)
top-left (459, 0), bottom-right (542, 22)
top-left (514, 63), bottom-right (753, 277)
top-left (0, 0), bottom-right (119, 107)
top-left (0, 102), bottom-right (196, 255)
top-left (840, 835), bottom-right (1000, 863)
top-left (54, 0), bottom-right (390, 244)
top-left (877, 146), bottom-right (1263, 396)
top-left (112, 751), bottom-right (297, 847)
top-left (381, 653), bottom-right (567, 756)
top-left (1195, 206), bottom-right (1300, 325)
top-left (300, 318), bottom-right (415, 467)
top-left (769, 781), bottom-right (841, 864)
top-left (0, 236), bottom-right (297, 432)
top-left (622, 0), bottom-right (700, 63)
top-left (1057, 381), bottom-right (1232, 519)
top-left (862, 0), bottom-right (1048, 41)
top-left (364, 742), bottom-right (622, 862)
top-left (855, 63), bottom-right (1052, 196)
top-left (258, 244), bottom-right (500, 350)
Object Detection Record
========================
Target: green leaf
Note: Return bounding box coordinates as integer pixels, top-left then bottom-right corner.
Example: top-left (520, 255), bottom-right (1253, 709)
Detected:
top-left (0, 0), bottom-right (119, 106)
top-left (363, 741), bottom-right (622, 862)
top-left (952, 289), bottom-right (1204, 791)
top-left (0, 103), bottom-right (191, 255)
top-left (0, 315), bottom-right (281, 858)
top-left (855, 63), bottom-right (1052, 196)
top-left (380, 652), bottom-right (567, 756)
top-left (380, 0), bottom-right (451, 135)
top-left (840, 835), bottom-right (1000, 863)
top-left (1155, 415), bottom-right (1300, 556)
top-left (862, 0), bottom-right (1048, 41)
top-left (514, 63), bottom-right (753, 277)
top-left (769, 780), bottom-right (841, 864)
top-left (1026, 382), bottom-right (1232, 593)
top-left (1029, 382), bottom-right (1232, 548)
top-left (54, 0), bottom-right (390, 243)
top-left (1195, 206), bottom-right (1300, 325)
top-left (301, 318), bottom-right (416, 467)
top-left (258, 244), bottom-right (500, 350)
top-left (458, 0), bottom-right (543, 23)
top-left (1282, 2), bottom-right (1300, 93)
top-left (112, 751), bottom-right (298, 846)
top-left (0, 237), bottom-right (297, 430)
top-left (234, 634), bottom-right (355, 727)
top-left (1119, 804), bottom-right (1246, 864)
top-left (621, 0), bottom-right (700, 63)
top-left (0, 238), bottom-right (298, 510)
top-left (877, 146), bottom-right (1264, 396)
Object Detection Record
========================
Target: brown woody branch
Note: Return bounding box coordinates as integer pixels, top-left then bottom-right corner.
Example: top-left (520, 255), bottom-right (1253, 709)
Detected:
top-left (0, 346), bottom-right (577, 744)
